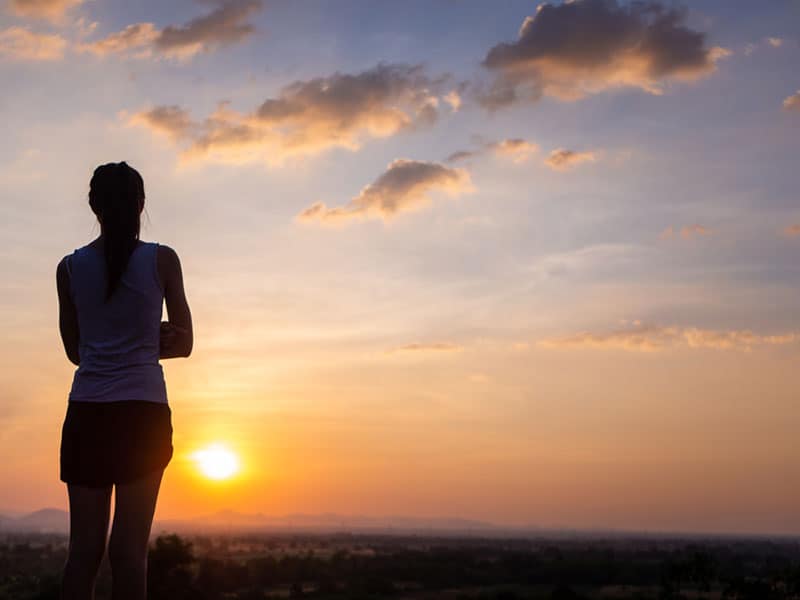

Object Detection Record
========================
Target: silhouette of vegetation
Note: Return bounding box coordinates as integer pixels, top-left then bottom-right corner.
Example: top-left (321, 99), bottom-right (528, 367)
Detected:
top-left (1, 531), bottom-right (799, 599)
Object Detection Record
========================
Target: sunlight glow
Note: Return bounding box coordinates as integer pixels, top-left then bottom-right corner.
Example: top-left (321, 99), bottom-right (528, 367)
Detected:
top-left (191, 443), bottom-right (240, 480)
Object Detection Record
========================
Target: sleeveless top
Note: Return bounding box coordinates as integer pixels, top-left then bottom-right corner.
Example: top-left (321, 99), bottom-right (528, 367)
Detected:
top-left (66, 241), bottom-right (168, 404)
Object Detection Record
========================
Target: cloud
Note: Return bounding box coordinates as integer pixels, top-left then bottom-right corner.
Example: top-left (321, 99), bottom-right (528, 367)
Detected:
top-left (745, 37), bottom-right (786, 56)
top-left (128, 105), bottom-right (194, 140)
top-left (783, 91), bottom-right (800, 112)
top-left (129, 63), bottom-right (449, 161)
top-left (489, 138), bottom-right (539, 163)
top-left (479, 0), bottom-right (729, 108)
top-left (388, 342), bottom-right (464, 354)
top-left (297, 159), bottom-right (473, 224)
top-left (544, 148), bottom-right (596, 171)
top-left (660, 224), bottom-right (712, 240)
top-left (445, 149), bottom-right (478, 164)
top-left (540, 324), bottom-right (798, 353)
top-left (446, 138), bottom-right (538, 164)
top-left (155, 0), bottom-right (262, 58)
top-left (468, 373), bottom-right (490, 383)
top-left (443, 90), bottom-right (462, 112)
top-left (78, 0), bottom-right (263, 59)
top-left (78, 22), bottom-right (159, 58)
top-left (0, 26), bottom-right (66, 61)
top-left (8, 0), bottom-right (82, 21)
top-left (783, 224), bottom-right (800, 237)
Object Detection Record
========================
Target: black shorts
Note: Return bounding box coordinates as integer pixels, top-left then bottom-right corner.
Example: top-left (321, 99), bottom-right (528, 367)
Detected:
top-left (60, 400), bottom-right (173, 488)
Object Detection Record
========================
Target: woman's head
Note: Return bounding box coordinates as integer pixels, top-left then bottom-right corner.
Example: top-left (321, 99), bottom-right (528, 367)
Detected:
top-left (88, 162), bottom-right (145, 300)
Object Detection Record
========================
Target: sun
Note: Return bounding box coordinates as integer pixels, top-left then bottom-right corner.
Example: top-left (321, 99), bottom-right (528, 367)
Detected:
top-left (191, 443), bottom-right (240, 480)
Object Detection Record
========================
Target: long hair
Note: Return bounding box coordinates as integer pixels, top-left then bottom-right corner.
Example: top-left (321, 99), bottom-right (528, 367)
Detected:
top-left (88, 162), bottom-right (144, 300)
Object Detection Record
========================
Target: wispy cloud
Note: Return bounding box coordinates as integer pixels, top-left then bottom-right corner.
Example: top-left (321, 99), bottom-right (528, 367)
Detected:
top-left (445, 149), bottom-right (478, 164)
top-left (387, 342), bottom-right (464, 355)
top-left (544, 148), bottom-right (596, 171)
top-left (443, 90), bottom-right (462, 112)
top-left (78, 0), bottom-right (263, 60)
top-left (129, 63), bottom-right (448, 161)
top-left (540, 324), bottom-right (798, 353)
top-left (297, 159), bottom-right (472, 224)
top-left (446, 138), bottom-right (538, 164)
top-left (478, 0), bottom-right (729, 109)
top-left (783, 224), bottom-right (800, 237)
top-left (0, 26), bottom-right (67, 61)
top-left (745, 36), bottom-right (786, 56)
top-left (8, 0), bottom-right (82, 21)
top-left (78, 22), bottom-right (159, 58)
top-left (660, 224), bottom-right (713, 240)
top-left (489, 138), bottom-right (539, 163)
top-left (783, 91), bottom-right (800, 112)
top-left (155, 0), bottom-right (262, 58)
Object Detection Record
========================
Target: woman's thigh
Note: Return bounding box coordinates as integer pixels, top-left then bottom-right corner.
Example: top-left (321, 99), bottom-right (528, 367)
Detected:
top-left (66, 484), bottom-right (113, 560)
top-left (108, 470), bottom-right (164, 558)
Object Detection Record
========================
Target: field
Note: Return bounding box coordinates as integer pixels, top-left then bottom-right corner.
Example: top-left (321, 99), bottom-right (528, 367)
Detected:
top-left (2, 531), bottom-right (799, 599)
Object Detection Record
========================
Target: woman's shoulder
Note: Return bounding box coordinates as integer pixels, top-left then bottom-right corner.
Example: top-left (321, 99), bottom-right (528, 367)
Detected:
top-left (153, 242), bottom-right (180, 262)
top-left (56, 246), bottom-right (81, 272)
top-left (154, 243), bottom-right (183, 283)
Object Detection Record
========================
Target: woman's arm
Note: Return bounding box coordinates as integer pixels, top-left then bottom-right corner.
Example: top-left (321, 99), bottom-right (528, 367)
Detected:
top-left (56, 257), bottom-right (80, 366)
top-left (157, 245), bottom-right (193, 359)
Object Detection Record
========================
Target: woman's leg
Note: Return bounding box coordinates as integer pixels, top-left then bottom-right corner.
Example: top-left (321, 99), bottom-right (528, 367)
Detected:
top-left (107, 469), bottom-right (164, 600)
top-left (62, 484), bottom-right (112, 600)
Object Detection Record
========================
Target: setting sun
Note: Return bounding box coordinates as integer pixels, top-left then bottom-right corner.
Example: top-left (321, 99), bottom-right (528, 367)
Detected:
top-left (191, 443), bottom-right (240, 481)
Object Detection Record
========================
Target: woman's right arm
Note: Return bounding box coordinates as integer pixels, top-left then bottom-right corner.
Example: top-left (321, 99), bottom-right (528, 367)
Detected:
top-left (56, 257), bottom-right (80, 366)
top-left (157, 245), bottom-right (193, 359)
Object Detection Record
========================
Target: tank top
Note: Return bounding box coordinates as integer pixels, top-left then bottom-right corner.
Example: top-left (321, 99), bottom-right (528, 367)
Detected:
top-left (66, 240), bottom-right (168, 404)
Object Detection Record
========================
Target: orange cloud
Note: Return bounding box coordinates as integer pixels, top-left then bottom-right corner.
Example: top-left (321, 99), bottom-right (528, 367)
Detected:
top-left (8, 0), bottom-right (82, 21)
top-left (443, 90), bottom-right (462, 112)
top-left (78, 0), bottom-right (262, 60)
top-left (387, 343), bottom-right (464, 355)
top-left (784, 91), bottom-right (800, 112)
top-left (783, 224), bottom-right (800, 237)
top-left (479, 0), bottom-right (729, 108)
top-left (661, 224), bottom-right (713, 240)
top-left (297, 159), bottom-right (472, 224)
top-left (130, 64), bottom-right (448, 162)
top-left (544, 148), bottom-right (596, 171)
top-left (128, 105), bottom-right (194, 141)
top-left (155, 0), bottom-right (262, 58)
top-left (0, 26), bottom-right (66, 61)
top-left (446, 138), bottom-right (538, 164)
top-left (540, 324), bottom-right (798, 353)
top-left (489, 138), bottom-right (539, 163)
top-left (77, 23), bottom-right (159, 58)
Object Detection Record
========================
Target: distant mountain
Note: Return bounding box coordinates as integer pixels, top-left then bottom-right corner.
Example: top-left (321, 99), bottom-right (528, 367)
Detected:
top-left (3, 507), bottom-right (519, 536)
top-left (0, 508), bottom-right (69, 533)
top-left (153, 510), bottom-right (506, 535)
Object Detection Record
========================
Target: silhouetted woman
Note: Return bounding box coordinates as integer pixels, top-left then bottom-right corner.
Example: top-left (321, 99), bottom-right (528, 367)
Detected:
top-left (56, 162), bottom-right (193, 600)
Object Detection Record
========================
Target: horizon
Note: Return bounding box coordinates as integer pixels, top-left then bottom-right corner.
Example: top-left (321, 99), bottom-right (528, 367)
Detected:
top-left (1, 0), bottom-right (799, 537)
top-left (4, 506), bottom-right (800, 540)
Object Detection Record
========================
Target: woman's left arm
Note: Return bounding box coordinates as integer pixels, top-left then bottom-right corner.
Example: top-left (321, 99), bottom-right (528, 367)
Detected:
top-left (56, 257), bottom-right (80, 366)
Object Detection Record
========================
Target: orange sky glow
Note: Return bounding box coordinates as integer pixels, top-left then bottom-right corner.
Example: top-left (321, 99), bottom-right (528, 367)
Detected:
top-left (1, 0), bottom-right (799, 536)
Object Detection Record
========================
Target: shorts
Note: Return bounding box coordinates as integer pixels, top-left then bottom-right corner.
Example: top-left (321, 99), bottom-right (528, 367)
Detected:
top-left (60, 400), bottom-right (173, 488)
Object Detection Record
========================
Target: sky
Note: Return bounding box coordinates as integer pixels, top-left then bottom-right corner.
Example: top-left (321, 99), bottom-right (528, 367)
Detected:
top-left (0, 0), bottom-right (799, 536)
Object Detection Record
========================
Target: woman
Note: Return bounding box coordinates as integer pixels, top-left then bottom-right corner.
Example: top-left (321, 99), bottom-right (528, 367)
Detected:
top-left (56, 162), bottom-right (193, 600)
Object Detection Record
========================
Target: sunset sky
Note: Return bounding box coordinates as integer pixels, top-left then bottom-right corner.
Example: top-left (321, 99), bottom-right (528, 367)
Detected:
top-left (1, 0), bottom-right (799, 536)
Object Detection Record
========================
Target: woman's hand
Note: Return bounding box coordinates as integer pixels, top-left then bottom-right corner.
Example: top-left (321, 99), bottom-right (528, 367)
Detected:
top-left (160, 321), bottom-right (191, 357)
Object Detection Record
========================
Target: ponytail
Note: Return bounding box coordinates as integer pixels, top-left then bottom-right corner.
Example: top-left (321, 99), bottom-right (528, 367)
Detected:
top-left (88, 162), bottom-right (144, 300)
